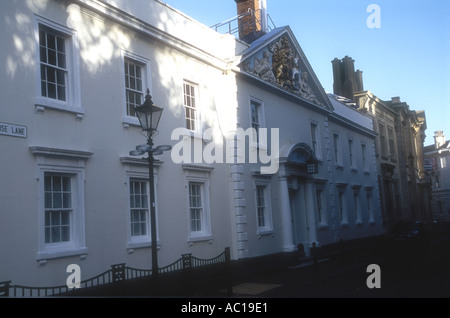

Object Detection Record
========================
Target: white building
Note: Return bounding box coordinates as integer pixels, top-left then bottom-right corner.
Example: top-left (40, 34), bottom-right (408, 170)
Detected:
top-left (0, 0), bottom-right (383, 289)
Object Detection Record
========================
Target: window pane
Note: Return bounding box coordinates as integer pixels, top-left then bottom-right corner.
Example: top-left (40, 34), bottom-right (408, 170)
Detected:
top-left (47, 67), bottom-right (56, 84)
top-left (48, 49), bottom-right (56, 66)
top-left (40, 46), bottom-right (47, 63)
top-left (52, 193), bottom-right (62, 209)
top-left (39, 29), bottom-right (46, 47)
top-left (140, 223), bottom-right (146, 236)
top-left (57, 85), bottom-right (66, 101)
top-left (47, 33), bottom-right (56, 50)
top-left (47, 83), bottom-right (56, 99)
top-left (132, 223), bottom-right (140, 236)
top-left (63, 193), bottom-right (71, 209)
top-left (61, 225), bottom-right (70, 242)
top-left (57, 37), bottom-right (65, 53)
top-left (51, 226), bottom-right (60, 243)
top-left (45, 227), bottom-right (51, 243)
top-left (57, 70), bottom-right (65, 85)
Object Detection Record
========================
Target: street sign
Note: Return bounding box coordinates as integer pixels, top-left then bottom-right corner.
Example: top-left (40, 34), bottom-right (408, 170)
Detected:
top-left (0, 122), bottom-right (27, 138)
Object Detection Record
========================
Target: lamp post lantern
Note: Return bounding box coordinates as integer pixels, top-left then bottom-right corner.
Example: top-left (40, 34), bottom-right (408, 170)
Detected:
top-left (130, 89), bottom-right (171, 277)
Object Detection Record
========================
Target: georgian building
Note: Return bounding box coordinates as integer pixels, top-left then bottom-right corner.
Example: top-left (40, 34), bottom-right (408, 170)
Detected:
top-left (332, 56), bottom-right (431, 230)
top-left (424, 131), bottom-right (450, 220)
top-left (0, 0), bottom-right (383, 289)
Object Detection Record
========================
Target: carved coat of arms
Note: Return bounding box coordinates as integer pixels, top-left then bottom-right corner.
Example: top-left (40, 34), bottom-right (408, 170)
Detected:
top-left (241, 35), bottom-right (322, 106)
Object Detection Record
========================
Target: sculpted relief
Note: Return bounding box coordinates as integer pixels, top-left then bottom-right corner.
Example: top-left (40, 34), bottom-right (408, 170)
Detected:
top-left (241, 35), bottom-right (323, 106)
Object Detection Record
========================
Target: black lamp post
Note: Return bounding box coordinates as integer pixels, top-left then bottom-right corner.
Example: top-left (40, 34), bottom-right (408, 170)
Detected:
top-left (130, 89), bottom-right (171, 277)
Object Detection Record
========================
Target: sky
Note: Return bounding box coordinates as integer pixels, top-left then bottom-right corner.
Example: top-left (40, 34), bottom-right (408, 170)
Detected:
top-left (163, 0), bottom-right (449, 146)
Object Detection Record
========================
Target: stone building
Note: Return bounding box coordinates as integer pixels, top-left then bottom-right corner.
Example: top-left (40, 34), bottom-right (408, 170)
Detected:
top-left (332, 56), bottom-right (431, 230)
top-left (424, 131), bottom-right (450, 220)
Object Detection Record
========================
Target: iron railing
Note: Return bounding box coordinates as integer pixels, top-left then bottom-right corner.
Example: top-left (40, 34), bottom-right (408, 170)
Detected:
top-left (211, 9), bottom-right (276, 37)
top-left (0, 247), bottom-right (231, 297)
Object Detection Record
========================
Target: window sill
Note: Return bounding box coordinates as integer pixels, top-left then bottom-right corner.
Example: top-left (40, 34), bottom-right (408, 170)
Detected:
top-left (37, 246), bottom-right (88, 262)
top-left (318, 224), bottom-right (329, 230)
top-left (35, 98), bottom-right (84, 120)
top-left (257, 229), bottom-right (274, 238)
top-left (127, 240), bottom-right (160, 253)
top-left (122, 115), bottom-right (140, 128)
top-left (188, 235), bottom-right (213, 245)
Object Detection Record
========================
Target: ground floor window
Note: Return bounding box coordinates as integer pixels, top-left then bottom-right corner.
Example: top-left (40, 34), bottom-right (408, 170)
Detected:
top-left (188, 182), bottom-right (208, 235)
top-left (44, 174), bottom-right (72, 244)
top-left (32, 146), bottom-right (90, 261)
top-left (129, 180), bottom-right (150, 237)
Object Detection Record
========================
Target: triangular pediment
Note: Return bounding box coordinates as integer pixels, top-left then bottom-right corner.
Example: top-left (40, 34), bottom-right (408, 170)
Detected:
top-left (239, 27), bottom-right (332, 110)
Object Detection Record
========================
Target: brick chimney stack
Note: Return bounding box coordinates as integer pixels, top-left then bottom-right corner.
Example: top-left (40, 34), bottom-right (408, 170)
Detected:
top-left (331, 56), bottom-right (364, 100)
top-left (235, 0), bottom-right (267, 43)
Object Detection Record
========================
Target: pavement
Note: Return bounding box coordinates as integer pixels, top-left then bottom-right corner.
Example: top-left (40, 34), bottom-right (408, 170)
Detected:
top-left (230, 235), bottom-right (450, 298)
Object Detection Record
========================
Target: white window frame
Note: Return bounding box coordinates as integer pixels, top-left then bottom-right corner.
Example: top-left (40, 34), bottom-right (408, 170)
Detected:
top-left (183, 80), bottom-right (203, 136)
top-left (123, 168), bottom-right (159, 250)
top-left (36, 165), bottom-right (87, 261)
top-left (366, 188), bottom-right (375, 224)
top-left (122, 51), bottom-right (152, 127)
top-left (34, 15), bottom-right (83, 118)
top-left (310, 121), bottom-right (322, 159)
top-left (361, 143), bottom-right (369, 172)
top-left (249, 97), bottom-right (265, 147)
top-left (353, 188), bottom-right (362, 224)
top-left (387, 126), bottom-right (396, 159)
top-left (254, 179), bottom-right (273, 235)
top-left (186, 176), bottom-right (211, 242)
top-left (378, 122), bottom-right (388, 157)
top-left (333, 133), bottom-right (343, 167)
top-left (128, 179), bottom-right (151, 242)
top-left (348, 138), bottom-right (357, 170)
top-left (314, 182), bottom-right (328, 227)
top-left (337, 185), bottom-right (348, 226)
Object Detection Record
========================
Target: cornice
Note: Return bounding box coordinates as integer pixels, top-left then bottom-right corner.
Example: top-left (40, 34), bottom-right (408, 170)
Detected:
top-left (69, 0), bottom-right (231, 71)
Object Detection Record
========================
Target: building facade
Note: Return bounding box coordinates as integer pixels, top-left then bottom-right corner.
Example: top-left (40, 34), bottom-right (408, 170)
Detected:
top-left (332, 56), bottom-right (431, 230)
top-left (424, 131), bottom-right (450, 220)
top-left (1, 0), bottom-right (383, 288)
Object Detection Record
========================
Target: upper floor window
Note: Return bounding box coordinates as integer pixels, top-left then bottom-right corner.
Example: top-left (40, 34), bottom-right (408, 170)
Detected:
top-left (361, 143), bottom-right (369, 172)
top-left (378, 123), bottom-right (388, 157)
top-left (388, 127), bottom-right (396, 159)
top-left (35, 17), bottom-right (82, 117)
top-left (122, 51), bottom-right (151, 127)
top-left (333, 133), bottom-right (342, 165)
top-left (348, 139), bottom-right (356, 169)
top-left (311, 123), bottom-right (318, 154)
top-left (39, 26), bottom-right (67, 102)
top-left (250, 99), bottom-right (264, 144)
top-left (184, 81), bottom-right (199, 132)
top-left (124, 58), bottom-right (144, 117)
